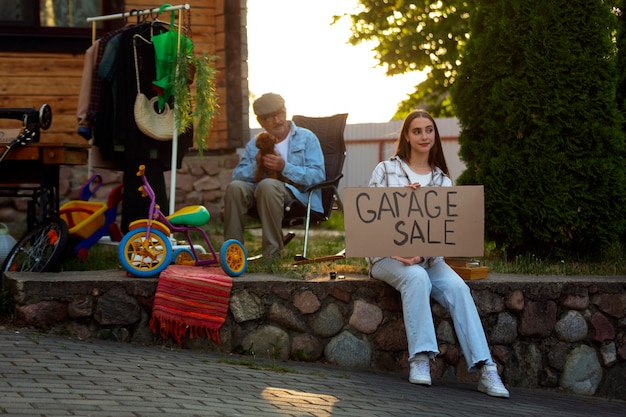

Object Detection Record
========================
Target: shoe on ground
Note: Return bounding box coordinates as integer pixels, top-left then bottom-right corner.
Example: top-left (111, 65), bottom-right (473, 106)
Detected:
top-left (409, 354), bottom-right (431, 386)
top-left (478, 364), bottom-right (509, 398)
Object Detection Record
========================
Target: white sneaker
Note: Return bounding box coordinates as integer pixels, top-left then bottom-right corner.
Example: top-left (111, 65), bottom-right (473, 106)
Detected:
top-left (478, 364), bottom-right (510, 398)
top-left (409, 354), bottom-right (431, 386)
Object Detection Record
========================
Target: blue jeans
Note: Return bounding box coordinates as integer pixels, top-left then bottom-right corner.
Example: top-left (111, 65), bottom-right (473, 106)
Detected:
top-left (370, 257), bottom-right (494, 371)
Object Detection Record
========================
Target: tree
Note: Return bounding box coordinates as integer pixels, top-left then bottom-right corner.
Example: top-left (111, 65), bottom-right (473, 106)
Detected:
top-left (343, 0), bottom-right (470, 117)
top-left (452, 0), bottom-right (626, 259)
top-left (616, 2), bottom-right (626, 115)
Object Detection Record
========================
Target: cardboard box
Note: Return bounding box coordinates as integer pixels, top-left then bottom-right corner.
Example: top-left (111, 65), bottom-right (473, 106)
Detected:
top-left (445, 258), bottom-right (488, 280)
top-left (450, 266), bottom-right (489, 280)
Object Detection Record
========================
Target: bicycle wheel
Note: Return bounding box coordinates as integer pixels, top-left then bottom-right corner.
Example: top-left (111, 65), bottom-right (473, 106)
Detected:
top-left (219, 239), bottom-right (247, 277)
top-left (172, 247), bottom-right (194, 265)
top-left (118, 227), bottom-right (172, 278)
top-left (2, 216), bottom-right (68, 273)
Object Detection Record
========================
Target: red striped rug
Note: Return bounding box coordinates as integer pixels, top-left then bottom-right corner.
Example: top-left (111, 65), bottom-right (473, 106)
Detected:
top-left (149, 265), bottom-right (232, 345)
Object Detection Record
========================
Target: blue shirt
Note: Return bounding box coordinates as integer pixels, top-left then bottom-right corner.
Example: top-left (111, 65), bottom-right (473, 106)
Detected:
top-left (232, 121), bottom-right (326, 213)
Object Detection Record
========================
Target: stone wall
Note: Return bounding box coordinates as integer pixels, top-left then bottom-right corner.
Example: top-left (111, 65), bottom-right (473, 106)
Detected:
top-left (4, 270), bottom-right (625, 400)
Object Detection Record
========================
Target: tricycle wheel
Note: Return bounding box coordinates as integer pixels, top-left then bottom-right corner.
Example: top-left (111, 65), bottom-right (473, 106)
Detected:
top-left (219, 239), bottom-right (247, 277)
top-left (118, 227), bottom-right (172, 278)
top-left (173, 247), bottom-right (194, 265)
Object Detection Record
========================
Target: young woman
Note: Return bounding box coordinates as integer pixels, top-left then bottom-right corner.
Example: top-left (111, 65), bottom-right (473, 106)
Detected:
top-left (367, 110), bottom-right (509, 398)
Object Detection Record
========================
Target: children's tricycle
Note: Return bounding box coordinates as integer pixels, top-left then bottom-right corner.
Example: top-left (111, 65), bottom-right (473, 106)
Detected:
top-left (58, 174), bottom-right (123, 260)
top-left (118, 165), bottom-right (247, 278)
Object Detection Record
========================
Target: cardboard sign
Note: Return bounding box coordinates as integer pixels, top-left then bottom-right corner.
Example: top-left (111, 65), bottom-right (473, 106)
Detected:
top-left (344, 186), bottom-right (484, 257)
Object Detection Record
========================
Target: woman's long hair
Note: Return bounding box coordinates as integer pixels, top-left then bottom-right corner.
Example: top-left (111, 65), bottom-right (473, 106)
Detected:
top-left (394, 110), bottom-right (449, 176)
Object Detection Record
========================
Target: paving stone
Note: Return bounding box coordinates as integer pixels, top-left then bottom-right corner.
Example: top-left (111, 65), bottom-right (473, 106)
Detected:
top-left (1, 328), bottom-right (625, 417)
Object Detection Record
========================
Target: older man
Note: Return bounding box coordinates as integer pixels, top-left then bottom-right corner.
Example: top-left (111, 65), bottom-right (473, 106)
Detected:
top-left (223, 93), bottom-right (325, 260)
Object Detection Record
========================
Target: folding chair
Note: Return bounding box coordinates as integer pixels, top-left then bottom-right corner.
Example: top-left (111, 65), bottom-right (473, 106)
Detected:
top-left (285, 113), bottom-right (348, 262)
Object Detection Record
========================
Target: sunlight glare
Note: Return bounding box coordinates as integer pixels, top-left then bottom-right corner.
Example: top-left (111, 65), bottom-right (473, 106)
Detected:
top-left (261, 387), bottom-right (338, 416)
top-left (247, 0), bottom-right (426, 127)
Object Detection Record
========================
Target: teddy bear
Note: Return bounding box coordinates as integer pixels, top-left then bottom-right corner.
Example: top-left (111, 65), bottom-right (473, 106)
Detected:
top-left (253, 132), bottom-right (290, 183)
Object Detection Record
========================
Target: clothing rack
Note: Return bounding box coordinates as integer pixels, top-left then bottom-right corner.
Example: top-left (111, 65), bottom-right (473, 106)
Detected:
top-left (86, 4), bottom-right (189, 23)
top-left (86, 4), bottom-right (190, 215)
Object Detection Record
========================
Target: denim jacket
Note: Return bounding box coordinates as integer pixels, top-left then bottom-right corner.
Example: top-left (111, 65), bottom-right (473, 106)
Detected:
top-left (232, 121), bottom-right (326, 213)
top-left (367, 156), bottom-right (452, 269)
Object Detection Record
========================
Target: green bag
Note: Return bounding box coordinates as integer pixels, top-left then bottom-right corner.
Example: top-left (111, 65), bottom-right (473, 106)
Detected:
top-left (151, 4), bottom-right (193, 111)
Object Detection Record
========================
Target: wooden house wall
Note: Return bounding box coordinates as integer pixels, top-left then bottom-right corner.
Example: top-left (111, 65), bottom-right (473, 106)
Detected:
top-left (0, 0), bottom-right (248, 151)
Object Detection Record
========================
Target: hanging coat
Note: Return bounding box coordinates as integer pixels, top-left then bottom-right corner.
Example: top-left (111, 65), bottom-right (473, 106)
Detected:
top-left (93, 22), bottom-right (192, 171)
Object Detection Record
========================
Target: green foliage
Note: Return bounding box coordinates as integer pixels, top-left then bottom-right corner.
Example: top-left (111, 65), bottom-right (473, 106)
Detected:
top-left (394, 78), bottom-right (456, 118)
top-left (617, 3), bottom-right (626, 124)
top-left (320, 210), bottom-right (345, 231)
top-left (189, 53), bottom-right (219, 152)
top-left (54, 243), bottom-right (121, 272)
top-left (452, 0), bottom-right (626, 259)
top-left (233, 343), bottom-right (255, 357)
top-left (267, 340), bottom-right (283, 360)
top-left (343, 0), bottom-right (470, 117)
top-left (295, 349), bottom-right (309, 361)
top-left (481, 241), bottom-right (626, 275)
top-left (173, 41), bottom-right (219, 153)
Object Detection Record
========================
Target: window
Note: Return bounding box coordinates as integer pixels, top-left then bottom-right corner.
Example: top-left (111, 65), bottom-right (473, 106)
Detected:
top-left (0, 0), bottom-right (124, 53)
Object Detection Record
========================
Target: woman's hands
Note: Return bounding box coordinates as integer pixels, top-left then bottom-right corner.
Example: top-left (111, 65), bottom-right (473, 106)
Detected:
top-left (391, 183), bottom-right (425, 265)
top-left (391, 255), bottom-right (424, 266)
top-left (405, 182), bottom-right (421, 190)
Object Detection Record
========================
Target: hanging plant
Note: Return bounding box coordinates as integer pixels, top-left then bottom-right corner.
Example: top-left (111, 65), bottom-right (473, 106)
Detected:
top-left (171, 32), bottom-right (219, 155)
top-left (149, 5), bottom-right (219, 154)
top-left (189, 53), bottom-right (219, 153)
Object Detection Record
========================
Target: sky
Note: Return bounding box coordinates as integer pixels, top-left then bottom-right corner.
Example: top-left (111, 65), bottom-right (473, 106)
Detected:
top-left (246, 0), bottom-right (425, 128)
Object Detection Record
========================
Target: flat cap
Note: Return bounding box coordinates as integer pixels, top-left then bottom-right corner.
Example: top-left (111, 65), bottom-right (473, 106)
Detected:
top-left (253, 93), bottom-right (285, 116)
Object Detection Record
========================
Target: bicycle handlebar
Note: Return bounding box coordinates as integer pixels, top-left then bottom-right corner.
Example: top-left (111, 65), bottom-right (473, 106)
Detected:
top-left (135, 165), bottom-right (153, 201)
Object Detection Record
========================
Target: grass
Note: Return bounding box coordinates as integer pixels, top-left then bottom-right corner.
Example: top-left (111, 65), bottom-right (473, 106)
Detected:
top-left (46, 210), bottom-right (626, 277)
top-left (51, 210), bottom-right (367, 278)
top-left (481, 241), bottom-right (626, 276)
top-left (55, 242), bottom-right (123, 272)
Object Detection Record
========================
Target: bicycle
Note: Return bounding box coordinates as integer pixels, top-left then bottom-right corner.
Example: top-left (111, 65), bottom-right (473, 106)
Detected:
top-left (118, 165), bottom-right (248, 278)
top-left (1, 104), bottom-right (69, 273)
